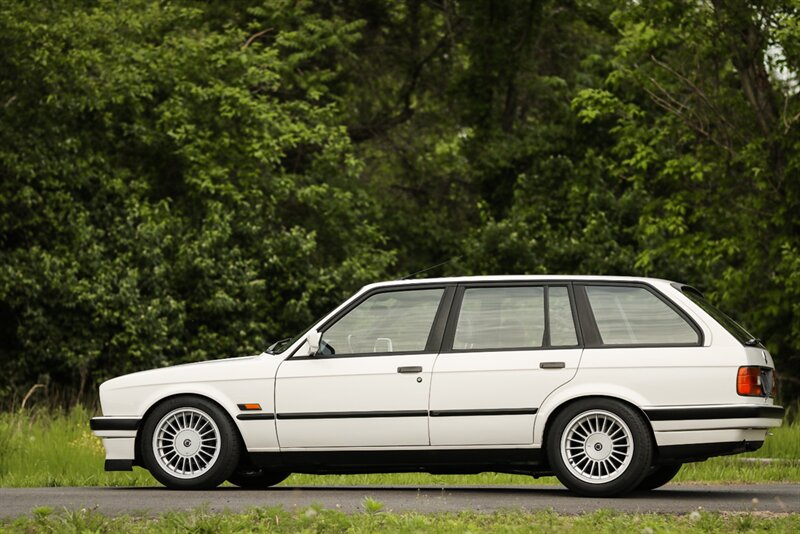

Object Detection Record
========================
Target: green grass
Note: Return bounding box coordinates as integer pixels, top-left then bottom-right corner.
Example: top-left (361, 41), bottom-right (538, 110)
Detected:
top-left (2, 506), bottom-right (799, 533)
top-left (1, 407), bottom-right (798, 488)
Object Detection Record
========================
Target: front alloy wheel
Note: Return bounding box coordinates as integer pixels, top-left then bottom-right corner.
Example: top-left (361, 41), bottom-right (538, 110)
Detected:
top-left (141, 396), bottom-right (240, 489)
top-left (153, 407), bottom-right (221, 479)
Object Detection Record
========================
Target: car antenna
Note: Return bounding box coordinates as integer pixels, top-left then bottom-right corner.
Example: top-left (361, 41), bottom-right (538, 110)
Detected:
top-left (400, 256), bottom-right (461, 280)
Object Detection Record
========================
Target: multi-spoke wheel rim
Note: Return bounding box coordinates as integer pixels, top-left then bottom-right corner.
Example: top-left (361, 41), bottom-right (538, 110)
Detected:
top-left (560, 409), bottom-right (633, 484)
top-left (153, 407), bottom-right (220, 479)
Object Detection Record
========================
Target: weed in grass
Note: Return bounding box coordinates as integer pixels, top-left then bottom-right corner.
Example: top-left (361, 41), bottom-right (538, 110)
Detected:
top-left (362, 496), bottom-right (385, 514)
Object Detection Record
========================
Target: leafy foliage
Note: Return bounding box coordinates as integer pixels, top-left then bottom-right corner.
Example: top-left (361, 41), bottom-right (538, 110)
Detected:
top-left (1, 0), bottom-right (798, 402)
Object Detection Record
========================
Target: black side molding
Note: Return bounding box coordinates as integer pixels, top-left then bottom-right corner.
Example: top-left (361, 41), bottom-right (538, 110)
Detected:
top-left (430, 408), bottom-right (538, 417)
top-left (90, 418), bottom-right (140, 431)
top-left (275, 408), bottom-right (539, 420)
top-left (236, 413), bottom-right (275, 421)
top-left (277, 410), bottom-right (428, 420)
top-left (645, 405), bottom-right (784, 421)
top-left (105, 459), bottom-right (133, 471)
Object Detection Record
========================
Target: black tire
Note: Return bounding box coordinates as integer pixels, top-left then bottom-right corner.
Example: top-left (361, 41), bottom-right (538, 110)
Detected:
top-left (546, 398), bottom-right (653, 497)
top-left (228, 467), bottom-right (290, 489)
top-left (140, 395), bottom-right (241, 490)
top-left (635, 463), bottom-right (682, 491)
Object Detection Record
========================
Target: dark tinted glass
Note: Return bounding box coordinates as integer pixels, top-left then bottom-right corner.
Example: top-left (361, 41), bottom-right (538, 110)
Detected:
top-left (680, 287), bottom-right (756, 345)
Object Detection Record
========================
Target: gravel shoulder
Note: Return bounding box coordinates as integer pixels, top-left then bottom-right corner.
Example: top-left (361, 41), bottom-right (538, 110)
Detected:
top-left (1, 484), bottom-right (798, 518)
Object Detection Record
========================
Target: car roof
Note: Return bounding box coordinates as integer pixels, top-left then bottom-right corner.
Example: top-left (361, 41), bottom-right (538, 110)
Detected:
top-left (363, 275), bottom-right (678, 291)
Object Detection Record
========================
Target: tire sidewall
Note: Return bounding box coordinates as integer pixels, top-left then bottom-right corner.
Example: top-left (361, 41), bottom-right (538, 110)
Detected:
top-left (140, 396), bottom-right (241, 490)
top-left (227, 468), bottom-right (290, 489)
top-left (546, 398), bottom-right (653, 497)
top-left (636, 463), bottom-right (682, 491)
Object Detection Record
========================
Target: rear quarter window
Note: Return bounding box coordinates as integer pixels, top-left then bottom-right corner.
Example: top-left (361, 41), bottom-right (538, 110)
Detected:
top-left (679, 286), bottom-right (757, 345)
top-left (585, 285), bottom-right (699, 346)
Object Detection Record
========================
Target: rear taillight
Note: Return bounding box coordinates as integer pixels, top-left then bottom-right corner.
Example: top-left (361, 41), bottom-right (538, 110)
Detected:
top-left (737, 367), bottom-right (762, 396)
top-left (737, 366), bottom-right (777, 397)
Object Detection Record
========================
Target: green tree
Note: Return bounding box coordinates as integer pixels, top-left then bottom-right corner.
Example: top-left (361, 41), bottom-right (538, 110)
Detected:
top-left (0, 0), bottom-right (392, 401)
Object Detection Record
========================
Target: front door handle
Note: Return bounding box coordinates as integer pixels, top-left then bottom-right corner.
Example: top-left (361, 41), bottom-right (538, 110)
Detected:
top-left (540, 361), bottom-right (566, 369)
top-left (397, 366), bottom-right (423, 374)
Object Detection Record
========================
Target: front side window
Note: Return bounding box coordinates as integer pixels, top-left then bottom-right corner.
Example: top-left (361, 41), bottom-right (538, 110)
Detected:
top-left (321, 288), bottom-right (444, 355)
top-left (585, 285), bottom-right (699, 345)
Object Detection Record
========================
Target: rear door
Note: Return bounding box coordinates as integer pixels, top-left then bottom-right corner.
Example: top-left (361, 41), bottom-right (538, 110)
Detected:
top-left (428, 283), bottom-right (583, 445)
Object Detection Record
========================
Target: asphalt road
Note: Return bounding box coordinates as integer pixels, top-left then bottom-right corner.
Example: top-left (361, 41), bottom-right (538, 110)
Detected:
top-left (1, 484), bottom-right (798, 517)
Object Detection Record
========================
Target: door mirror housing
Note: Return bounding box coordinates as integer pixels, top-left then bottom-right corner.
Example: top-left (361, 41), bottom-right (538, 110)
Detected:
top-left (307, 329), bottom-right (322, 356)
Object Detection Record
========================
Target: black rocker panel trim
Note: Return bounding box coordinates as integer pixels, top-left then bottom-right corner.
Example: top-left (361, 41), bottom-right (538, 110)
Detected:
top-left (90, 418), bottom-right (140, 431)
top-left (249, 448), bottom-right (546, 475)
top-left (657, 440), bottom-right (764, 463)
top-left (104, 459), bottom-right (133, 472)
top-left (644, 406), bottom-right (784, 421)
top-left (429, 408), bottom-right (538, 417)
top-left (237, 413), bottom-right (276, 421)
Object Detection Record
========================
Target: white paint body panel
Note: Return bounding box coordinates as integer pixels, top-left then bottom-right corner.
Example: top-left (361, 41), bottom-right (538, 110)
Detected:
top-left (275, 354), bottom-right (436, 447)
top-left (429, 348), bottom-right (581, 445)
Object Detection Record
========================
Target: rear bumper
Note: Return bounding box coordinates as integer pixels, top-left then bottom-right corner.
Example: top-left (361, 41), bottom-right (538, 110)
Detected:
top-left (644, 404), bottom-right (783, 461)
top-left (658, 440), bottom-right (764, 464)
top-left (90, 417), bottom-right (141, 471)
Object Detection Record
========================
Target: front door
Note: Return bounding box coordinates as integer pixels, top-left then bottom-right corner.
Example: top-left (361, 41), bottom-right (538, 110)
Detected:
top-left (275, 286), bottom-right (449, 448)
top-left (429, 284), bottom-right (583, 446)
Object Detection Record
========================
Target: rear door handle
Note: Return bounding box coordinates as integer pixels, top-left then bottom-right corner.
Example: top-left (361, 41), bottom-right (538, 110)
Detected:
top-left (540, 361), bottom-right (566, 369)
top-left (397, 366), bottom-right (423, 374)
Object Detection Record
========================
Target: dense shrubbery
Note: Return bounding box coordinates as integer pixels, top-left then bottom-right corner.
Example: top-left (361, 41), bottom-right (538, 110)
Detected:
top-left (1, 0), bottom-right (799, 404)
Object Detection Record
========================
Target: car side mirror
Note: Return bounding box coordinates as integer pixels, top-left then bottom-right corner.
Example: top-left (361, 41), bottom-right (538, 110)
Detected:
top-left (307, 329), bottom-right (321, 356)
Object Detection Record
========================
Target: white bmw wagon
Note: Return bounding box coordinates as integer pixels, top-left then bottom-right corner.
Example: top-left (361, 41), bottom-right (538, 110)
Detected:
top-left (91, 276), bottom-right (783, 496)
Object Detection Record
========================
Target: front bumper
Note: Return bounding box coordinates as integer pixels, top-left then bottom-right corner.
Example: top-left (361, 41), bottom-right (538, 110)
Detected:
top-left (90, 417), bottom-right (141, 471)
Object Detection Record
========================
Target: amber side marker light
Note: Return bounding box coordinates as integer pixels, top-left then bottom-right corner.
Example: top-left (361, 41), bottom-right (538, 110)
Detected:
top-left (737, 367), bottom-right (761, 396)
top-left (237, 403), bottom-right (262, 411)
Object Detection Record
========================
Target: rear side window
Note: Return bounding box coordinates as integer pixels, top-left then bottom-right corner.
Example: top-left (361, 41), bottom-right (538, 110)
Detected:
top-left (549, 286), bottom-right (578, 346)
top-left (452, 286), bottom-right (579, 351)
top-left (454, 287), bottom-right (545, 350)
top-left (585, 286), bottom-right (699, 345)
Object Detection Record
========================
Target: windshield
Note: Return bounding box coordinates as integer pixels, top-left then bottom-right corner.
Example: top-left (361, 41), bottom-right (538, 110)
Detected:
top-left (680, 286), bottom-right (759, 346)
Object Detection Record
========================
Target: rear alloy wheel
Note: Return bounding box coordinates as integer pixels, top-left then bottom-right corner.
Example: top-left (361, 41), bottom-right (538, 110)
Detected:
top-left (635, 463), bottom-right (682, 491)
top-left (141, 396), bottom-right (240, 489)
top-left (547, 398), bottom-right (653, 497)
top-left (228, 467), bottom-right (290, 489)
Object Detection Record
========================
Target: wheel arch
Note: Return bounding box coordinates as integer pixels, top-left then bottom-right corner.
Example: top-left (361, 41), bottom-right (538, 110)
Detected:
top-left (134, 392), bottom-right (247, 467)
top-left (537, 394), bottom-right (657, 458)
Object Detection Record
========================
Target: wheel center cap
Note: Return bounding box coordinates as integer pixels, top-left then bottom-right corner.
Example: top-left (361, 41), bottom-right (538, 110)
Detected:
top-left (585, 433), bottom-right (613, 460)
top-left (174, 430), bottom-right (201, 456)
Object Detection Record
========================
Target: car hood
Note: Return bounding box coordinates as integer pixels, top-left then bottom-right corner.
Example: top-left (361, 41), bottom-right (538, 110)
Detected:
top-left (99, 354), bottom-right (264, 393)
